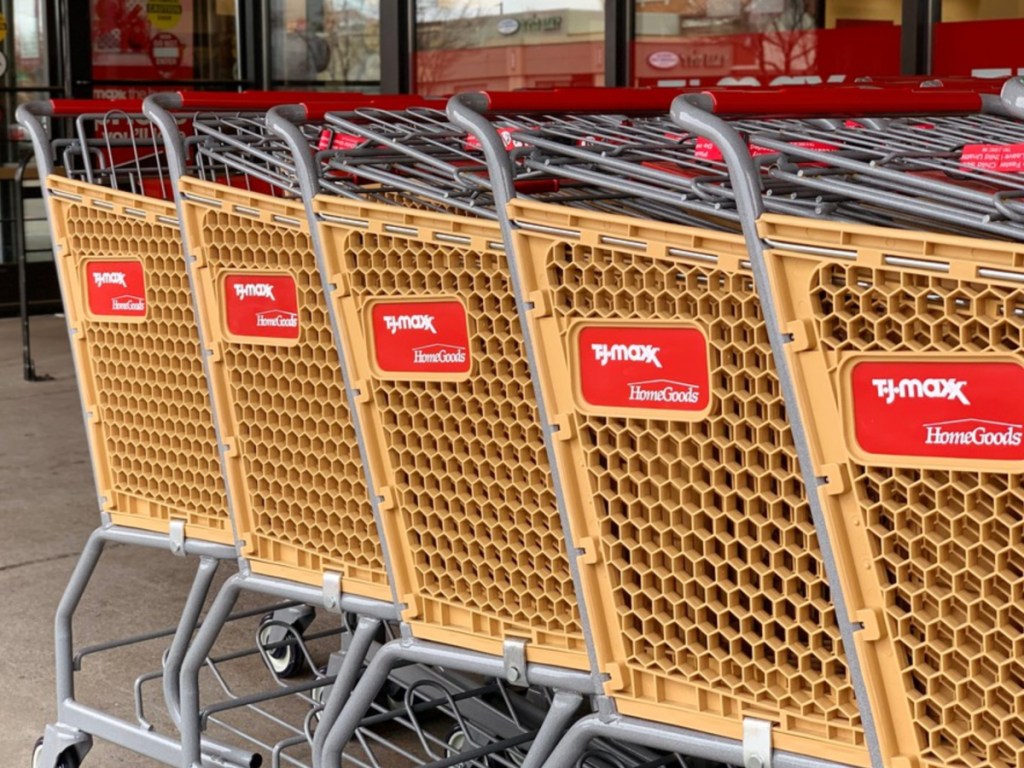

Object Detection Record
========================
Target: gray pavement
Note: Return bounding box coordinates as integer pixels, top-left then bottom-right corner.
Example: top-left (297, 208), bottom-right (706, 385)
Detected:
top-left (0, 314), bottom-right (479, 768)
top-left (0, 315), bottom-right (330, 767)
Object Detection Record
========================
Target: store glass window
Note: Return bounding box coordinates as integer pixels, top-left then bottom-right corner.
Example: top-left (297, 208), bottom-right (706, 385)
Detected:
top-left (14, 0), bottom-right (49, 88)
top-left (633, 0), bottom-right (901, 88)
top-left (269, 0), bottom-right (381, 91)
top-left (934, 1), bottom-right (1024, 77)
top-left (89, 0), bottom-right (239, 94)
top-left (415, 1), bottom-right (606, 96)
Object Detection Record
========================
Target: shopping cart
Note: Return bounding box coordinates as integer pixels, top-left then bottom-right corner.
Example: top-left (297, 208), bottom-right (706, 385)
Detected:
top-left (262, 93), bottom-right (690, 768)
top-left (140, 92), bottom-right (426, 768)
top-left (15, 96), bottom-right (306, 768)
top-left (447, 79), bottom-right (1024, 768)
top-left (666, 79), bottom-right (1024, 768)
top-left (145, 92), bottom-right (557, 768)
top-left (447, 87), bottom-right (893, 768)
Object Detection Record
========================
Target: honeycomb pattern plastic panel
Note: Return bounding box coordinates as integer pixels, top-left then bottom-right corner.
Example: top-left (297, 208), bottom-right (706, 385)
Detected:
top-left (508, 199), bottom-right (866, 766)
top-left (313, 197), bottom-right (587, 669)
top-left (760, 213), bottom-right (1024, 768)
top-left (44, 176), bottom-right (231, 542)
top-left (178, 177), bottom-right (389, 600)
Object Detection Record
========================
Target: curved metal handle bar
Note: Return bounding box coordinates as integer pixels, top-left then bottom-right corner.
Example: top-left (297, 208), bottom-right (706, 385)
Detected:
top-left (445, 94), bottom-right (517, 210)
top-left (671, 92), bottom-right (886, 768)
top-left (16, 101), bottom-right (57, 178)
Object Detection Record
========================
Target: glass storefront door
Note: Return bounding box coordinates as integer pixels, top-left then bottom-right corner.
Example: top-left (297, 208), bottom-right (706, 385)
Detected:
top-left (415, 1), bottom-right (606, 95)
top-left (89, 0), bottom-right (240, 96)
top-left (634, 0), bottom-right (902, 88)
top-left (934, 0), bottom-right (1024, 77)
top-left (269, 0), bottom-right (381, 91)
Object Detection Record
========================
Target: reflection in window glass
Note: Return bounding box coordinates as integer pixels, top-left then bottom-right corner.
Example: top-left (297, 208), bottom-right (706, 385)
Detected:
top-left (934, 1), bottom-right (1024, 77)
top-left (90, 0), bottom-right (238, 91)
top-left (634, 0), bottom-right (899, 87)
top-left (416, 1), bottom-right (606, 95)
top-left (14, 0), bottom-right (48, 88)
top-left (270, 0), bottom-right (380, 90)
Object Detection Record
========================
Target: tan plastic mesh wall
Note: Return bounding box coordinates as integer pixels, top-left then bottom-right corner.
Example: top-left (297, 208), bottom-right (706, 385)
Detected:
top-left (508, 200), bottom-right (866, 765)
top-left (760, 214), bottom-right (1024, 768)
top-left (45, 176), bottom-right (231, 542)
top-left (313, 197), bottom-right (586, 669)
top-left (178, 178), bottom-right (389, 600)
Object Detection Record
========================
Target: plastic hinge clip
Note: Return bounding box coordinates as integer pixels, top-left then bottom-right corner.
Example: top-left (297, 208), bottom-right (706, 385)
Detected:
top-left (551, 414), bottom-right (574, 441)
top-left (528, 290), bottom-right (551, 318)
top-left (503, 638), bottom-right (528, 686)
top-left (602, 663), bottom-right (626, 692)
top-left (168, 519), bottom-right (186, 557)
top-left (322, 571), bottom-right (342, 612)
top-left (784, 320), bottom-right (815, 352)
top-left (855, 608), bottom-right (884, 643)
top-left (577, 537), bottom-right (599, 565)
top-left (400, 598), bottom-right (420, 621)
top-left (819, 463), bottom-right (850, 496)
top-left (742, 718), bottom-right (773, 768)
top-left (329, 273), bottom-right (349, 297)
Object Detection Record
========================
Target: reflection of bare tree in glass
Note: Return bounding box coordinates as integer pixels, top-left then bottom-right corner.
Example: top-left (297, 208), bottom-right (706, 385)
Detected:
top-left (325, 0), bottom-right (381, 84)
top-left (750, 0), bottom-right (819, 78)
top-left (415, 1), bottom-right (483, 91)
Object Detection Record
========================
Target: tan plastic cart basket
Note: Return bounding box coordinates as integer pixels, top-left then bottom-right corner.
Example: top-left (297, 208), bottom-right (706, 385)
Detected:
top-left (507, 198), bottom-right (867, 766)
top-left (312, 196), bottom-right (587, 669)
top-left (759, 213), bottom-right (1024, 768)
top-left (45, 175), bottom-right (231, 542)
top-left (177, 177), bottom-right (390, 599)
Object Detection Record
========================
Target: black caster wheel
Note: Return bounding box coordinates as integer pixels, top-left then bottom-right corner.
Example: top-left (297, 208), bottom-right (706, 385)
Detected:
top-left (32, 738), bottom-right (80, 768)
top-left (258, 613), bottom-right (305, 678)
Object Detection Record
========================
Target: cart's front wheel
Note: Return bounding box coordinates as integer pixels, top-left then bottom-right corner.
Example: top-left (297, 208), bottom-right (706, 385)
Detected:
top-left (311, 669), bottom-right (329, 723)
top-left (258, 613), bottom-right (304, 678)
top-left (444, 726), bottom-right (469, 768)
top-left (32, 738), bottom-right (80, 768)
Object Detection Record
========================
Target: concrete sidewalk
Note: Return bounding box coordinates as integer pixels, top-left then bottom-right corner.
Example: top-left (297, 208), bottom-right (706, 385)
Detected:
top-left (0, 315), bottom-right (227, 766)
top-left (0, 314), bottom-right (443, 768)
top-left (0, 316), bottom-right (314, 766)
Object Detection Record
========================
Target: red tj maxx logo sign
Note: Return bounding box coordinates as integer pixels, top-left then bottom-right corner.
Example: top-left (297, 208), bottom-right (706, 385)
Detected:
top-left (85, 260), bottom-right (147, 319)
top-left (575, 324), bottom-right (710, 415)
top-left (370, 299), bottom-right (471, 377)
top-left (850, 359), bottom-right (1024, 462)
top-left (223, 273), bottom-right (300, 341)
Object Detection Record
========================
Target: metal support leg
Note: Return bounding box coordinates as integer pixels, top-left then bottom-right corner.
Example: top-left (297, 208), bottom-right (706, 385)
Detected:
top-left (179, 573), bottom-right (244, 768)
top-left (534, 716), bottom-right (596, 768)
top-left (160, 556), bottom-right (255, 767)
top-left (312, 616), bottom-right (381, 768)
top-left (163, 555), bottom-right (221, 725)
top-left (540, 715), bottom-right (855, 768)
top-left (319, 639), bottom-right (410, 767)
top-left (44, 528), bottom-right (255, 768)
top-left (320, 639), bottom-right (595, 768)
top-left (517, 691), bottom-right (583, 768)
top-left (55, 529), bottom-right (108, 708)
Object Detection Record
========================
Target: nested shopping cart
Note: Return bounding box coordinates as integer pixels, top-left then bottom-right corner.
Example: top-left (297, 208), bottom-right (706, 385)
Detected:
top-left (262, 93), bottom-right (692, 768)
top-left (143, 92), bottom-right (412, 768)
top-left (667, 80), bottom-right (1024, 768)
top-left (146, 93), bottom-right (558, 768)
top-left (19, 91), bottom-right (386, 768)
top-left (448, 88), bottom-right (905, 768)
top-left (17, 96), bottom-right (269, 768)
